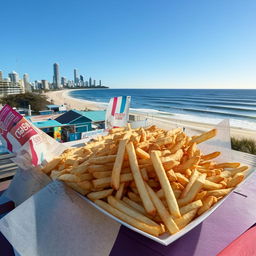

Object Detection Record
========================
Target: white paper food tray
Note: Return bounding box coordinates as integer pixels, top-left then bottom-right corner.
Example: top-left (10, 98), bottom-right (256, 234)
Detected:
top-left (74, 120), bottom-right (255, 245)
top-left (4, 118), bottom-right (252, 246)
top-left (77, 167), bottom-right (254, 246)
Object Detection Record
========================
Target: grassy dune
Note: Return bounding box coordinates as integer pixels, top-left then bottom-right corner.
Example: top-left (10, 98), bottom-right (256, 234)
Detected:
top-left (231, 137), bottom-right (256, 155)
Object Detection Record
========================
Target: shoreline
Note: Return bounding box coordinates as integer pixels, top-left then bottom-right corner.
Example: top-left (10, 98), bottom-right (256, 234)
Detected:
top-left (44, 89), bottom-right (256, 141)
top-left (45, 89), bottom-right (105, 111)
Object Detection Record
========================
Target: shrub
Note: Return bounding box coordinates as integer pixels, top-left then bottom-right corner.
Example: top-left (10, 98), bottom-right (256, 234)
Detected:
top-left (0, 92), bottom-right (50, 113)
top-left (231, 137), bottom-right (256, 155)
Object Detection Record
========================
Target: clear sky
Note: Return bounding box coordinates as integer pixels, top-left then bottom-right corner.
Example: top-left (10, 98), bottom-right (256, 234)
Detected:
top-left (0, 0), bottom-right (255, 88)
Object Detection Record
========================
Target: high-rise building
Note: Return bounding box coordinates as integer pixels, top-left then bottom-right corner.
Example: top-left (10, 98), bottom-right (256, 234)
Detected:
top-left (23, 73), bottom-right (29, 84)
top-left (0, 71), bottom-right (3, 81)
top-left (53, 63), bottom-right (61, 89)
top-left (34, 80), bottom-right (40, 90)
top-left (93, 80), bottom-right (96, 87)
top-left (61, 77), bottom-right (67, 87)
top-left (30, 82), bottom-right (36, 91)
top-left (99, 80), bottom-right (102, 86)
top-left (74, 69), bottom-right (79, 86)
top-left (9, 71), bottom-right (19, 84)
top-left (19, 79), bottom-right (25, 93)
top-left (89, 77), bottom-right (92, 87)
top-left (23, 73), bottom-right (32, 92)
top-left (49, 82), bottom-right (54, 90)
top-left (0, 79), bottom-right (23, 97)
top-left (42, 80), bottom-right (49, 90)
top-left (67, 80), bottom-right (74, 88)
top-left (80, 75), bottom-right (84, 86)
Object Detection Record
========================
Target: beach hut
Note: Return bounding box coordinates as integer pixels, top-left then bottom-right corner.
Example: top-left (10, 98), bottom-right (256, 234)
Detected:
top-left (55, 110), bottom-right (106, 141)
top-left (46, 104), bottom-right (67, 113)
top-left (32, 119), bottom-right (69, 142)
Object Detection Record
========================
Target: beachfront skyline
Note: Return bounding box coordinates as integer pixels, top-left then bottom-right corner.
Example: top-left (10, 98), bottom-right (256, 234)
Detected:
top-left (0, 0), bottom-right (255, 89)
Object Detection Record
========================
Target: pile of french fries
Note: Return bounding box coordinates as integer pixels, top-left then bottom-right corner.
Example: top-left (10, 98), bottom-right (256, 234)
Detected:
top-left (41, 125), bottom-right (248, 237)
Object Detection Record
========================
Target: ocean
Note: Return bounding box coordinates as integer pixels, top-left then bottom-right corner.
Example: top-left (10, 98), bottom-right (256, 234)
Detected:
top-left (69, 89), bottom-right (256, 130)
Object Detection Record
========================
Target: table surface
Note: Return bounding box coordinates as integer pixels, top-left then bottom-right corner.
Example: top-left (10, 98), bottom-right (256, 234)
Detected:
top-left (0, 148), bottom-right (256, 256)
top-left (109, 170), bottom-right (256, 256)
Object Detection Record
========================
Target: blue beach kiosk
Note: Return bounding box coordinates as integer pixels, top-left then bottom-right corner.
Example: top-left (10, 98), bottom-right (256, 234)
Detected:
top-left (55, 110), bottom-right (106, 141)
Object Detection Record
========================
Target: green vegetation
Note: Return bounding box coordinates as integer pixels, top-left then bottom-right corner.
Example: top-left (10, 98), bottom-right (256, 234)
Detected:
top-left (0, 92), bottom-right (50, 113)
top-left (231, 137), bottom-right (256, 155)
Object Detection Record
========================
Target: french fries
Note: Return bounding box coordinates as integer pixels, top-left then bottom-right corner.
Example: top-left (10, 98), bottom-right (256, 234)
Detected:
top-left (179, 200), bottom-right (203, 215)
top-left (190, 128), bottom-right (217, 144)
top-left (126, 142), bottom-right (156, 216)
top-left (123, 197), bottom-right (147, 215)
top-left (197, 196), bottom-right (215, 215)
top-left (174, 209), bottom-right (198, 229)
top-left (93, 173), bottom-right (133, 189)
top-left (178, 174), bottom-right (206, 207)
top-left (180, 170), bottom-right (199, 199)
top-left (111, 139), bottom-right (128, 190)
top-left (107, 196), bottom-right (161, 230)
top-left (227, 173), bottom-right (244, 187)
top-left (42, 157), bottom-right (61, 174)
top-left (151, 151), bottom-right (181, 218)
top-left (115, 182), bottom-right (125, 200)
top-left (95, 199), bottom-right (160, 236)
top-left (136, 147), bottom-right (150, 159)
top-left (201, 151), bottom-right (220, 161)
top-left (87, 189), bottom-right (114, 201)
top-left (58, 173), bottom-right (80, 183)
top-left (215, 162), bottom-right (240, 169)
top-left (42, 125), bottom-right (248, 238)
top-left (146, 184), bottom-right (179, 234)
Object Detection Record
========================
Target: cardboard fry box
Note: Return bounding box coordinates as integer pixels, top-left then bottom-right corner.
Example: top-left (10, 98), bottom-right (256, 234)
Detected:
top-left (0, 106), bottom-right (255, 250)
top-left (75, 118), bottom-right (256, 245)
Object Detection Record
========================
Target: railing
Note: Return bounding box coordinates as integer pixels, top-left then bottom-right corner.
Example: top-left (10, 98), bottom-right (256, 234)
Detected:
top-left (0, 153), bottom-right (17, 182)
top-left (81, 129), bottom-right (105, 139)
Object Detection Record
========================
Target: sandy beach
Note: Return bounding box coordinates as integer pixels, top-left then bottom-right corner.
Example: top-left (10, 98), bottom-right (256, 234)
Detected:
top-left (45, 89), bottom-right (256, 141)
top-left (45, 89), bottom-right (105, 111)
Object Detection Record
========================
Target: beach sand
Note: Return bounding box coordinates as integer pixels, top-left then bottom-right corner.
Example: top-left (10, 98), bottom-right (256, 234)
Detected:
top-left (45, 89), bottom-right (256, 141)
top-left (45, 89), bottom-right (105, 111)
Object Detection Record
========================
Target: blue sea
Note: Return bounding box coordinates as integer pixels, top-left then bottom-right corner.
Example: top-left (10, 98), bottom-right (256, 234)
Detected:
top-left (69, 89), bottom-right (256, 130)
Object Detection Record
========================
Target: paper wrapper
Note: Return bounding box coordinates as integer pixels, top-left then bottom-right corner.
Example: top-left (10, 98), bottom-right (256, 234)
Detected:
top-left (3, 167), bottom-right (51, 206)
top-left (0, 105), bottom-right (66, 204)
top-left (0, 104), bottom-right (66, 169)
top-left (0, 106), bottom-right (107, 205)
top-left (0, 181), bottom-right (120, 256)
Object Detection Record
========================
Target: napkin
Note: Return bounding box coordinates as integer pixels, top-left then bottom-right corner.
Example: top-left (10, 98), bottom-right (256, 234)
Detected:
top-left (0, 181), bottom-right (121, 256)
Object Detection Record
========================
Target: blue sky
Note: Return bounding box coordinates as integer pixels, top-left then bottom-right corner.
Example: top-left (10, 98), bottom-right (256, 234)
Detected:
top-left (0, 0), bottom-right (255, 88)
